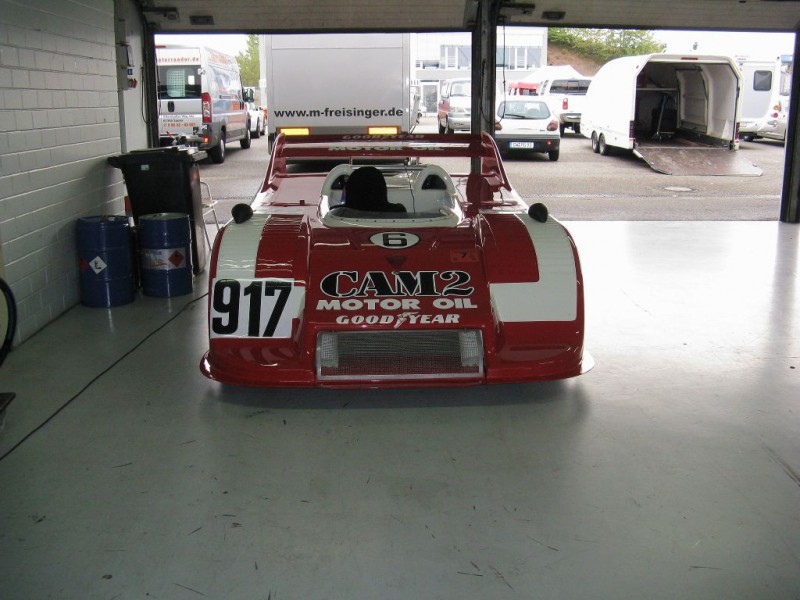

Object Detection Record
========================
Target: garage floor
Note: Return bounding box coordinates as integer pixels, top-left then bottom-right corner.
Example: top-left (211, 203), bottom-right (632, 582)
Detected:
top-left (0, 221), bottom-right (798, 600)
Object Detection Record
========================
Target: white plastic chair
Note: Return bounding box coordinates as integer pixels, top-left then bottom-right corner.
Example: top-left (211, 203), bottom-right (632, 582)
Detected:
top-left (199, 181), bottom-right (220, 248)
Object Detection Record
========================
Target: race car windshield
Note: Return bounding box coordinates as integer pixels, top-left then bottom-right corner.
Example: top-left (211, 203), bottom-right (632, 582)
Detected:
top-left (323, 205), bottom-right (461, 229)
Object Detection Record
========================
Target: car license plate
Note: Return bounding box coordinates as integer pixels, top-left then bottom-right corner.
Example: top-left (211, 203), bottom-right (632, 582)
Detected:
top-left (510, 141), bottom-right (536, 149)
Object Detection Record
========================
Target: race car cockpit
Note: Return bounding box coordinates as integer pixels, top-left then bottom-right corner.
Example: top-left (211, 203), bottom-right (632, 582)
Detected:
top-left (321, 163), bottom-right (462, 227)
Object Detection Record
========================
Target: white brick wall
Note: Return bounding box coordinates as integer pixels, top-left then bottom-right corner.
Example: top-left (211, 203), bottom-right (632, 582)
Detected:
top-left (0, 0), bottom-right (123, 343)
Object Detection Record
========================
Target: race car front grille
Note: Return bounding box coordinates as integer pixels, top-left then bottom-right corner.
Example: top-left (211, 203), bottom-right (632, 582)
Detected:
top-left (316, 329), bottom-right (484, 381)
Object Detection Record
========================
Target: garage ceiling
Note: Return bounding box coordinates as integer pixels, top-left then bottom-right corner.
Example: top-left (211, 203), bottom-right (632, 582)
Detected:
top-left (139, 0), bottom-right (800, 33)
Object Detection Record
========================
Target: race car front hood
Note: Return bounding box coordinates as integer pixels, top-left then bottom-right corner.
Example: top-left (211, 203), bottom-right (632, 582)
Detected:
top-left (306, 225), bottom-right (493, 330)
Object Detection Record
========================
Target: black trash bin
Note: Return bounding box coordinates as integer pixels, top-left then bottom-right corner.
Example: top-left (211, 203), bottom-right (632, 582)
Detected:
top-left (108, 146), bottom-right (208, 275)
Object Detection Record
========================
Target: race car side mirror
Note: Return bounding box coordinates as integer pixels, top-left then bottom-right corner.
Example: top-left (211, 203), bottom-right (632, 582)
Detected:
top-left (232, 203), bottom-right (253, 224)
top-left (528, 202), bottom-right (549, 223)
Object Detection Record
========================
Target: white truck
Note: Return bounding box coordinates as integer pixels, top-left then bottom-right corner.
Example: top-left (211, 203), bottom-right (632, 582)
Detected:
top-left (580, 54), bottom-right (761, 176)
top-left (156, 45), bottom-right (252, 163)
top-left (262, 33), bottom-right (416, 144)
top-left (519, 65), bottom-right (592, 135)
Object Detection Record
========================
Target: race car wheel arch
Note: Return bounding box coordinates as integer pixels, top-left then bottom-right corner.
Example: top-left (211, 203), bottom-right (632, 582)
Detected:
top-left (480, 213), bottom-right (585, 379)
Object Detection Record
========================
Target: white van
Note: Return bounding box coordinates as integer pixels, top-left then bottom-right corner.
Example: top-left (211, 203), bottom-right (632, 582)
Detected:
top-left (580, 54), bottom-right (761, 176)
top-left (438, 78), bottom-right (472, 133)
top-left (156, 45), bottom-right (252, 163)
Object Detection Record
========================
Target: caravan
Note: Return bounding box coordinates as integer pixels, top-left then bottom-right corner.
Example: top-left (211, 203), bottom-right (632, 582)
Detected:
top-left (738, 58), bottom-right (790, 143)
top-left (156, 45), bottom-right (252, 163)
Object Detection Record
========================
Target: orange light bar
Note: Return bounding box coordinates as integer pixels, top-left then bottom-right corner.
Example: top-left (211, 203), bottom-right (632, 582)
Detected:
top-left (368, 126), bottom-right (400, 135)
top-left (279, 127), bottom-right (311, 136)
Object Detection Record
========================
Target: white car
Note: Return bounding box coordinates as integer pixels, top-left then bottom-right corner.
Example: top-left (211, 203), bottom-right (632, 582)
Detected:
top-left (755, 100), bottom-right (788, 143)
top-left (494, 98), bottom-right (561, 161)
top-left (246, 102), bottom-right (266, 138)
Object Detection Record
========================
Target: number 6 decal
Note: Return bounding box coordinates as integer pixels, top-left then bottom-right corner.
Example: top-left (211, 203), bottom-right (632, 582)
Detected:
top-left (210, 278), bottom-right (305, 338)
top-left (370, 231), bottom-right (420, 249)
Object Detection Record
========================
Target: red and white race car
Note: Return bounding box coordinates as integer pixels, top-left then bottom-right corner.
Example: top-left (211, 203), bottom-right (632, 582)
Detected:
top-left (201, 133), bottom-right (591, 387)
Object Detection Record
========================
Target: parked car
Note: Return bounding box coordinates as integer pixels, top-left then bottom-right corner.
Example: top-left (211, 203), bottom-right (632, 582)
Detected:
top-left (438, 78), bottom-right (471, 133)
top-left (246, 102), bottom-right (265, 138)
top-left (752, 100), bottom-right (788, 143)
top-left (494, 98), bottom-right (561, 160)
top-left (200, 132), bottom-right (591, 388)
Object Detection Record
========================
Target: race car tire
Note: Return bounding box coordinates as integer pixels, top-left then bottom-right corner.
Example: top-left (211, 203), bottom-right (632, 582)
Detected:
top-left (591, 132), bottom-right (599, 153)
top-left (548, 149), bottom-right (560, 161)
top-left (598, 134), bottom-right (610, 156)
top-left (240, 126), bottom-right (252, 149)
top-left (209, 134), bottom-right (226, 164)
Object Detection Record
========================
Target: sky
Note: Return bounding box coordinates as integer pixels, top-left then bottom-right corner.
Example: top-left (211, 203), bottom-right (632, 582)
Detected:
top-left (654, 30), bottom-right (795, 60)
top-left (155, 30), bottom-right (796, 61)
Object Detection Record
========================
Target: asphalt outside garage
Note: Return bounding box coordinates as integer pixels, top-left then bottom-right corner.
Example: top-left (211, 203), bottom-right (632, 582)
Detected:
top-left (198, 116), bottom-right (789, 223)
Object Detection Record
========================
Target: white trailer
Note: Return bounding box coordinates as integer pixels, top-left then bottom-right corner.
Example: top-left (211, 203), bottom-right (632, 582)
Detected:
top-left (580, 54), bottom-right (761, 176)
top-left (263, 33), bottom-right (415, 143)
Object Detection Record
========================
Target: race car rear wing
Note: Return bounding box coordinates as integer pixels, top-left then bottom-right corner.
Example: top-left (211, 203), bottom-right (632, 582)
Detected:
top-left (260, 132), bottom-right (513, 196)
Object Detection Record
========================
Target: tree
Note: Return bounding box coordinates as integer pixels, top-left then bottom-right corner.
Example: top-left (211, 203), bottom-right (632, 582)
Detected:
top-left (236, 34), bottom-right (260, 88)
top-left (549, 28), bottom-right (665, 64)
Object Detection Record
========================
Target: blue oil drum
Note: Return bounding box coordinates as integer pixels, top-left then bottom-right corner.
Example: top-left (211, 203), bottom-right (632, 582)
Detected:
top-left (139, 212), bottom-right (193, 297)
top-left (76, 215), bottom-right (135, 307)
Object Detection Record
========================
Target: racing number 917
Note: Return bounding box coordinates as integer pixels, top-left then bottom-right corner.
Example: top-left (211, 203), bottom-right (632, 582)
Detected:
top-left (210, 278), bottom-right (302, 338)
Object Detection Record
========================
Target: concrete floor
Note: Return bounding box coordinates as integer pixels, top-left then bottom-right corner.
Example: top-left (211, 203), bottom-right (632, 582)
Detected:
top-left (0, 221), bottom-right (798, 600)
